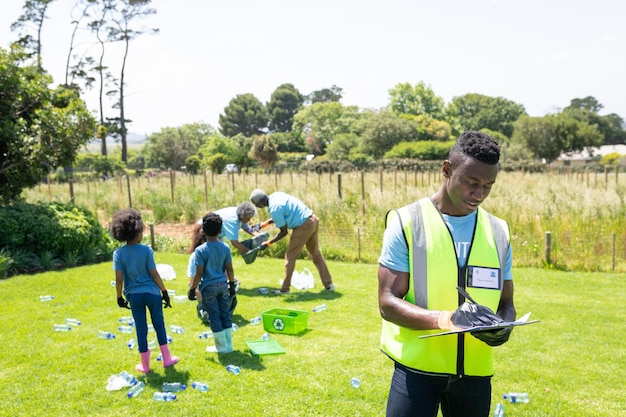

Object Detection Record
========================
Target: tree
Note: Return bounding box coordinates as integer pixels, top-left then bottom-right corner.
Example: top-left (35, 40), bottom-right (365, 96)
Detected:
top-left (447, 93), bottom-right (526, 138)
top-left (219, 93), bottom-right (268, 137)
top-left (248, 135), bottom-right (278, 172)
top-left (564, 97), bottom-right (626, 145)
top-left (388, 81), bottom-right (446, 121)
top-left (326, 133), bottom-right (359, 161)
top-left (511, 113), bottom-right (603, 162)
top-left (0, 48), bottom-right (96, 202)
top-left (360, 111), bottom-right (419, 158)
top-left (267, 83), bottom-right (304, 133)
top-left (10, 0), bottom-right (56, 69)
top-left (307, 85), bottom-right (343, 104)
top-left (144, 122), bottom-right (211, 170)
top-left (292, 102), bottom-right (362, 155)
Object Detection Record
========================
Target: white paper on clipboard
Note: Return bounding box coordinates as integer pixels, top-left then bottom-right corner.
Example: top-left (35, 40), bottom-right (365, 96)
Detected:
top-left (419, 312), bottom-right (540, 339)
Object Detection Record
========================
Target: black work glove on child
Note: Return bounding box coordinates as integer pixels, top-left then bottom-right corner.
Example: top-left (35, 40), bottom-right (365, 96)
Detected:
top-left (187, 288), bottom-right (197, 301)
top-left (228, 281), bottom-right (237, 296)
top-left (117, 296), bottom-right (130, 309)
top-left (161, 290), bottom-right (171, 308)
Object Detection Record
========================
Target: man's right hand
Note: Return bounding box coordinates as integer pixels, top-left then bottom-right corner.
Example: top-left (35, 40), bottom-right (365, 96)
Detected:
top-left (117, 296), bottom-right (130, 309)
top-left (187, 288), bottom-right (197, 301)
top-left (438, 302), bottom-right (502, 330)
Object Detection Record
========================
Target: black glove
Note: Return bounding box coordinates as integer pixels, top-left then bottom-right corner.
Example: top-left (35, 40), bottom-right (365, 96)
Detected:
top-left (228, 281), bottom-right (237, 296)
top-left (471, 326), bottom-right (513, 346)
top-left (188, 288), bottom-right (197, 300)
top-left (451, 302), bottom-right (503, 328)
top-left (249, 223), bottom-right (261, 233)
top-left (117, 296), bottom-right (130, 309)
top-left (161, 290), bottom-right (171, 308)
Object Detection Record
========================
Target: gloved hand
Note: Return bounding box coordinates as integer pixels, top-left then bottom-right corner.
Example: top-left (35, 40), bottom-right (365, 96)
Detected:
top-left (117, 296), bottom-right (130, 309)
top-left (260, 219), bottom-right (274, 229)
top-left (438, 302), bottom-right (502, 330)
top-left (187, 288), bottom-right (197, 301)
top-left (259, 240), bottom-right (271, 250)
top-left (249, 223), bottom-right (262, 233)
top-left (228, 281), bottom-right (237, 296)
top-left (162, 290), bottom-right (171, 308)
top-left (471, 326), bottom-right (513, 346)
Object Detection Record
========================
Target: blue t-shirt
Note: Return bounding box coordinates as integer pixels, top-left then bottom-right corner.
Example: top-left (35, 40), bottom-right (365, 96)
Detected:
top-left (112, 244), bottom-right (160, 297)
top-left (378, 209), bottom-right (512, 280)
top-left (214, 206), bottom-right (248, 241)
top-left (268, 192), bottom-right (312, 229)
top-left (193, 240), bottom-right (233, 291)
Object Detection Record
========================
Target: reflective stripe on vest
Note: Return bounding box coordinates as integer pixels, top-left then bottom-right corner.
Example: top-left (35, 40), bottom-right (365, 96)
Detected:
top-left (380, 198), bottom-right (510, 376)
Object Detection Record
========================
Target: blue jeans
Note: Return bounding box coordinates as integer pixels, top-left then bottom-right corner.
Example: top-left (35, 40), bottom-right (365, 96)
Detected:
top-left (386, 362), bottom-right (492, 417)
top-left (128, 292), bottom-right (167, 352)
top-left (201, 281), bottom-right (232, 333)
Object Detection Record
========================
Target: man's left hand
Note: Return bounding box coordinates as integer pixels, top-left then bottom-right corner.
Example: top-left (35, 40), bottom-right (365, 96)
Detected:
top-left (471, 326), bottom-right (513, 346)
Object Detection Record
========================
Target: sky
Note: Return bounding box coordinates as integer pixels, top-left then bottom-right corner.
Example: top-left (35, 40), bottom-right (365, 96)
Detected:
top-left (1, 0), bottom-right (625, 137)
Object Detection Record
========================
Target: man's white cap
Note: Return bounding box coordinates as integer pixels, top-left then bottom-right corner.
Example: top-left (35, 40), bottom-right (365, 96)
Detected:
top-left (250, 189), bottom-right (267, 205)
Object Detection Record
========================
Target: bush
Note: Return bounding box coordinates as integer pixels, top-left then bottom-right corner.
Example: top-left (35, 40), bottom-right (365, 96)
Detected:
top-left (0, 202), bottom-right (115, 276)
top-left (384, 140), bottom-right (455, 160)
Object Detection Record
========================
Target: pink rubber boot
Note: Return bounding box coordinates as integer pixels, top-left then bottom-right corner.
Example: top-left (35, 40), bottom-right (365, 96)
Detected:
top-left (159, 344), bottom-right (179, 368)
top-left (135, 350), bottom-right (151, 374)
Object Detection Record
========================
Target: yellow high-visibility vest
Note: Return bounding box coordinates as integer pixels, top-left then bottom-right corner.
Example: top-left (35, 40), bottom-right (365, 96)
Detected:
top-left (380, 198), bottom-right (510, 376)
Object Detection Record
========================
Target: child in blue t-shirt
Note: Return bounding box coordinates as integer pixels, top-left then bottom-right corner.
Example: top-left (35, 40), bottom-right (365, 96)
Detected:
top-left (188, 212), bottom-right (236, 353)
top-left (110, 208), bottom-right (179, 373)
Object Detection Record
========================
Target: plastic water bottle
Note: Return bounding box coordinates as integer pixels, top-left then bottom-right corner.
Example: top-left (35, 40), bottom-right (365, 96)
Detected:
top-left (225, 364), bottom-right (241, 375)
top-left (232, 323), bottom-right (238, 332)
top-left (118, 325), bottom-right (133, 334)
top-left (258, 287), bottom-right (269, 295)
top-left (261, 333), bottom-right (270, 340)
top-left (168, 289), bottom-right (177, 296)
top-left (98, 330), bottom-right (116, 339)
top-left (153, 392), bottom-right (177, 401)
top-left (148, 324), bottom-right (154, 332)
top-left (350, 377), bottom-right (361, 388)
top-left (65, 318), bottom-right (81, 326)
top-left (162, 382), bottom-right (186, 392)
top-left (167, 335), bottom-right (173, 344)
top-left (119, 371), bottom-right (137, 386)
top-left (250, 316), bottom-right (262, 325)
top-left (148, 340), bottom-right (157, 349)
top-left (198, 331), bottom-right (213, 339)
top-left (119, 316), bottom-right (134, 325)
top-left (503, 392), bottom-right (530, 403)
top-left (169, 325), bottom-right (184, 334)
top-left (191, 381), bottom-right (209, 392)
top-left (127, 381), bottom-right (145, 398)
top-left (110, 280), bottom-right (116, 286)
top-left (54, 324), bottom-right (72, 332)
top-left (127, 338), bottom-right (136, 349)
top-left (312, 304), bottom-right (327, 312)
top-left (156, 353), bottom-right (162, 361)
top-left (39, 295), bottom-right (54, 301)
top-left (492, 403), bottom-right (505, 417)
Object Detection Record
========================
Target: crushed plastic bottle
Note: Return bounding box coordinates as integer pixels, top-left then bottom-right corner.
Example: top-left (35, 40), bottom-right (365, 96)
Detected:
top-left (169, 325), bottom-right (184, 334)
top-left (198, 331), bottom-right (213, 339)
top-left (503, 392), bottom-right (530, 403)
top-left (162, 382), bottom-right (186, 392)
top-left (249, 316), bottom-right (262, 325)
top-left (225, 364), bottom-right (241, 375)
top-left (191, 381), bottom-right (209, 392)
top-left (98, 330), bottom-right (116, 340)
top-left (312, 304), bottom-right (327, 312)
top-left (261, 333), bottom-right (270, 341)
top-left (350, 377), bottom-right (361, 388)
top-left (119, 370), bottom-right (137, 386)
top-left (118, 325), bottom-right (133, 334)
top-left (153, 392), bottom-right (177, 401)
top-left (174, 295), bottom-right (187, 302)
top-left (231, 323), bottom-right (238, 332)
top-left (39, 295), bottom-right (55, 301)
top-left (127, 338), bottom-right (136, 349)
top-left (65, 318), bottom-right (81, 326)
top-left (257, 287), bottom-right (269, 295)
top-left (110, 280), bottom-right (116, 286)
top-left (54, 324), bottom-right (72, 332)
top-left (492, 403), bottom-right (505, 417)
top-left (148, 340), bottom-right (157, 349)
top-left (156, 353), bottom-right (162, 361)
top-left (127, 381), bottom-right (145, 398)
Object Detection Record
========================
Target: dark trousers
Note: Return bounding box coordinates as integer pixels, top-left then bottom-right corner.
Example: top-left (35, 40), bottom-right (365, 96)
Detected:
top-left (386, 362), bottom-right (492, 417)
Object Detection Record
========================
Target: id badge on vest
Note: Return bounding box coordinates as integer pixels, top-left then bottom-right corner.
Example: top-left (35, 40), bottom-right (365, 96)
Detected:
top-left (467, 266), bottom-right (500, 290)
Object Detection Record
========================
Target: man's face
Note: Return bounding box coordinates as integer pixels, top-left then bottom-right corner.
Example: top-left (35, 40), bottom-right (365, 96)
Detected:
top-left (443, 156), bottom-right (498, 216)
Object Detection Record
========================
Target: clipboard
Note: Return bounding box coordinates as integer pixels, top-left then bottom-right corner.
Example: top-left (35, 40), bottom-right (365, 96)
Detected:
top-left (419, 312), bottom-right (540, 339)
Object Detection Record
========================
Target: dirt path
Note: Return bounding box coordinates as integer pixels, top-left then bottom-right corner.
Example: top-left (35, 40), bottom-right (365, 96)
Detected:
top-left (150, 223), bottom-right (194, 240)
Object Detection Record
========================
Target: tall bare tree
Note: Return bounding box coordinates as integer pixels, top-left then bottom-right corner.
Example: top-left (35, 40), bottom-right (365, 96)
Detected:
top-left (10, 0), bottom-right (57, 69)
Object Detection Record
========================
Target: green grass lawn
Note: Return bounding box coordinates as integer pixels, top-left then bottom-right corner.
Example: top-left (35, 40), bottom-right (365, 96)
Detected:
top-left (1, 255), bottom-right (624, 416)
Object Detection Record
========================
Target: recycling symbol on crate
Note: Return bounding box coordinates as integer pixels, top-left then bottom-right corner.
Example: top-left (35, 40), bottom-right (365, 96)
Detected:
top-left (272, 318), bottom-right (285, 331)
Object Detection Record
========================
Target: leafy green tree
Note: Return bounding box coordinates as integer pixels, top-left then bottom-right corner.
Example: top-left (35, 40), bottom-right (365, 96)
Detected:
top-left (403, 114), bottom-right (452, 141)
top-left (144, 122), bottom-right (211, 170)
top-left (447, 93), bottom-right (526, 138)
top-left (389, 81), bottom-right (446, 121)
top-left (184, 154), bottom-right (201, 175)
top-left (267, 83), bottom-right (304, 132)
top-left (360, 111), bottom-right (419, 158)
top-left (248, 135), bottom-right (278, 172)
top-left (292, 102), bottom-right (362, 155)
top-left (10, 0), bottom-right (56, 69)
top-left (0, 48), bottom-right (96, 202)
top-left (511, 113), bottom-right (603, 162)
top-left (384, 140), bottom-right (454, 160)
top-left (205, 153), bottom-right (228, 174)
top-left (307, 85), bottom-right (343, 104)
top-left (219, 93), bottom-right (269, 137)
top-left (269, 131), bottom-right (305, 153)
top-left (326, 133), bottom-right (359, 161)
top-left (564, 97), bottom-right (626, 145)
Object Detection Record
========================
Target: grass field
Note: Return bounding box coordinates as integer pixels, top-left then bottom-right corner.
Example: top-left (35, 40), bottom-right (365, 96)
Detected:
top-left (1, 254), bottom-right (624, 416)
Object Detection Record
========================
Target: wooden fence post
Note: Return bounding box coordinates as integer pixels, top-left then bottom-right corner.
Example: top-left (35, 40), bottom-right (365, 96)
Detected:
top-left (126, 175), bottom-right (132, 207)
top-left (545, 231), bottom-right (552, 265)
top-left (337, 173), bottom-right (342, 199)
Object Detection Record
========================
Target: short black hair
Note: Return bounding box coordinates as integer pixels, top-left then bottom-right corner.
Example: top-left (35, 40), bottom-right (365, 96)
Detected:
top-left (449, 131), bottom-right (500, 165)
top-left (109, 208), bottom-right (144, 242)
top-left (202, 212), bottom-right (222, 237)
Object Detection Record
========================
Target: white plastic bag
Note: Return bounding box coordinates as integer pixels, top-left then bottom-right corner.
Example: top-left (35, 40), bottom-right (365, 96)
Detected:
top-left (156, 264), bottom-right (176, 280)
top-left (291, 268), bottom-right (315, 290)
top-left (106, 374), bottom-right (132, 391)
